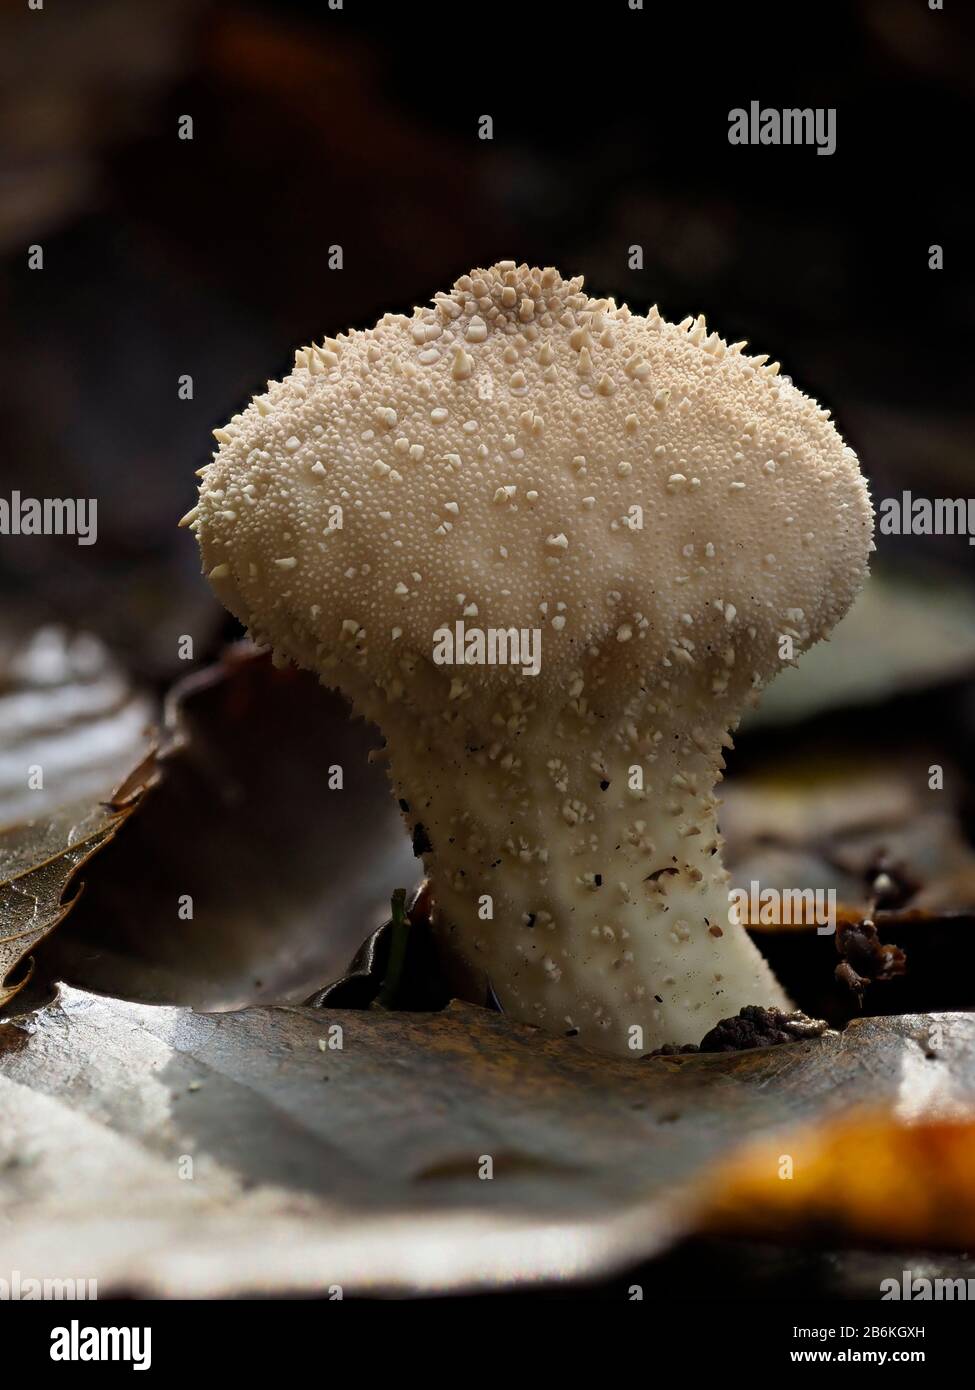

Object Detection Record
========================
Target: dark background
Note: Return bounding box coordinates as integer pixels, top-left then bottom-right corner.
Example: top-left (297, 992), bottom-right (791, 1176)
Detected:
top-left (1, 0), bottom-right (972, 680)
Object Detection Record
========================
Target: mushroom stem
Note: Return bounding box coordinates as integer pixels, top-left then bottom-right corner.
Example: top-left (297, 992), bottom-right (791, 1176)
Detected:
top-left (359, 658), bottom-right (788, 1056)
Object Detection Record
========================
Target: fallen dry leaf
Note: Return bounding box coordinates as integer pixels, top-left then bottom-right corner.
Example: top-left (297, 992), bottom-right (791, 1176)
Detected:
top-left (1, 987), bottom-right (974, 1296)
top-left (0, 799), bottom-right (148, 1007)
top-left (0, 628), bottom-right (156, 1005)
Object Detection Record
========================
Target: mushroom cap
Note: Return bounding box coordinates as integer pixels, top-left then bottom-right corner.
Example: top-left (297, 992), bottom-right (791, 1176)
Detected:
top-left (195, 262), bottom-right (872, 703)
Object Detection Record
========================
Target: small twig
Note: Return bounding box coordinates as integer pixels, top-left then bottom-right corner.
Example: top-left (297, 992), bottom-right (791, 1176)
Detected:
top-left (374, 889), bottom-right (410, 1009)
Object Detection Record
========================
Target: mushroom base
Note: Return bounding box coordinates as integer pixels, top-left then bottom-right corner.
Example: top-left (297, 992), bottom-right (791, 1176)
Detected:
top-left (377, 688), bottom-right (791, 1058)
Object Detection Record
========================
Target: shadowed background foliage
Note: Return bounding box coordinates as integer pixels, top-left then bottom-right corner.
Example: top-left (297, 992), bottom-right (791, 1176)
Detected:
top-left (1, 0), bottom-right (972, 679)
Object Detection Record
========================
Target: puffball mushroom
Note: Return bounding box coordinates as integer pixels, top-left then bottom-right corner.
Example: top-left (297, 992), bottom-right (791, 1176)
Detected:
top-left (187, 261), bottom-right (872, 1057)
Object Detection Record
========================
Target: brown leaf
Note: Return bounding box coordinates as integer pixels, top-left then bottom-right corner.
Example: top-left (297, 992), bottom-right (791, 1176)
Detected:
top-left (37, 644), bottom-right (419, 1009)
top-left (1, 806), bottom-right (135, 1006)
top-left (694, 1111), bottom-right (975, 1250)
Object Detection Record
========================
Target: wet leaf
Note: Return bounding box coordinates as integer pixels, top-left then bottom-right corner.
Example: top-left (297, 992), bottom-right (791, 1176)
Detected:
top-left (0, 629), bottom-right (156, 1006)
top-left (1, 988), bottom-right (974, 1296)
